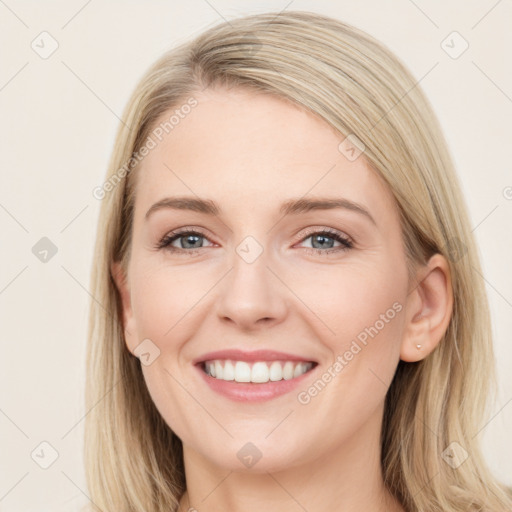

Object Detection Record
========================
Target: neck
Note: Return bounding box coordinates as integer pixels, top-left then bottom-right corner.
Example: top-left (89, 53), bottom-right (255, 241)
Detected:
top-left (178, 403), bottom-right (404, 512)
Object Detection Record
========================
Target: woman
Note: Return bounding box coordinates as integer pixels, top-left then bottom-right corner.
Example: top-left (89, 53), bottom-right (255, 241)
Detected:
top-left (85, 10), bottom-right (512, 512)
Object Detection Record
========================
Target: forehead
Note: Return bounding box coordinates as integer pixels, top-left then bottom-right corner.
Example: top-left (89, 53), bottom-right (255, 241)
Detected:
top-left (133, 87), bottom-right (397, 222)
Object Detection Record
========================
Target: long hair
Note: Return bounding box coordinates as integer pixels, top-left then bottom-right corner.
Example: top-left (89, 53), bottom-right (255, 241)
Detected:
top-left (85, 10), bottom-right (512, 511)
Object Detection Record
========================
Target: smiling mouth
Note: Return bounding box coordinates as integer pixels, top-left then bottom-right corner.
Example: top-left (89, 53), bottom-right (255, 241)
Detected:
top-left (201, 359), bottom-right (317, 384)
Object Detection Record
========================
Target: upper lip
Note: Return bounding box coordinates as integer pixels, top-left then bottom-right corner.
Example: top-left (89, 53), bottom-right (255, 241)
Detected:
top-left (193, 349), bottom-right (318, 365)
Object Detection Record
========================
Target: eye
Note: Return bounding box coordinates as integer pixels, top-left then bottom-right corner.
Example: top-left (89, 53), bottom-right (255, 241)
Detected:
top-left (155, 228), bottom-right (214, 255)
top-left (155, 227), bottom-right (354, 256)
top-left (296, 228), bottom-right (353, 255)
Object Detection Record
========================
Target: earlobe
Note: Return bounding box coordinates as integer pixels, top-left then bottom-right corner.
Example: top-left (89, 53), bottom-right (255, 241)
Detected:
top-left (400, 254), bottom-right (454, 363)
top-left (110, 260), bottom-right (138, 355)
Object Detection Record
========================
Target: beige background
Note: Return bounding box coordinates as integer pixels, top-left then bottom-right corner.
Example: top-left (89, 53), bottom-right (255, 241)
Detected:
top-left (1, 0), bottom-right (511, 510)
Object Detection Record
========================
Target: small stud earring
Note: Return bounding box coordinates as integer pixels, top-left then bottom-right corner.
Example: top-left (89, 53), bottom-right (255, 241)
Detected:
top-left (416, 344), bottom-right (422, 350)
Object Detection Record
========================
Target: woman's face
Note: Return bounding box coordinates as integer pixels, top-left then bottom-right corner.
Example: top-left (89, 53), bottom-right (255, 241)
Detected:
top-left (113, 87), bottom-right (415, 472)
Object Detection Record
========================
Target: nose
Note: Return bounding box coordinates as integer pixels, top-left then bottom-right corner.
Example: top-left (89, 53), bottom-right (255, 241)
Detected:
top-left (215, 248), bottom-right (288, 332)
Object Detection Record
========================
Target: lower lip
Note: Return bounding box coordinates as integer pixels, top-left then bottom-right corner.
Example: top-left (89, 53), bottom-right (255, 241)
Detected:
top-left (194, 363), bottom-right (317, 402)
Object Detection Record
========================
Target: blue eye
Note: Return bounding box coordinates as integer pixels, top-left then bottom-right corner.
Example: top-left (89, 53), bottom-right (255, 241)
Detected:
top-left (299, 229), bottom-right (353, 254)
top-left (155, 228), bottom-right (353, 256)
top-left (156, 229), bottom-right (212, 253)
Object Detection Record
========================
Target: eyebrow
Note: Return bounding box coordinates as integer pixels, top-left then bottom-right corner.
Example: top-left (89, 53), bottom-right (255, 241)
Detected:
top-left (144, 196), bottom-right (376, 225)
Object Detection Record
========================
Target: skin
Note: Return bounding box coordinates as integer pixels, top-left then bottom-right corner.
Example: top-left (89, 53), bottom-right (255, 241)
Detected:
top-left (111, 87), bottom-right (453, 512)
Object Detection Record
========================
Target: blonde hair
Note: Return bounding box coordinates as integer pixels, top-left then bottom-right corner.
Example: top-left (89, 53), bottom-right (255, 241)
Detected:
top-left (85, 10), bottom-right (512, 511)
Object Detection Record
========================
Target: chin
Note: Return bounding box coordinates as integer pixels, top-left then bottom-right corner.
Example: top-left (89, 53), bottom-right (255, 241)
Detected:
top-left (195, 436), bottom-right (309, 474)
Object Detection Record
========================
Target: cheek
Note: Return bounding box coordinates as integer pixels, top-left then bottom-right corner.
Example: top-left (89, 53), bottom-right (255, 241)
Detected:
top-left (289, 259), bottom-right (404, 340)
top-left (291, 259), bottom-right (406, 402)
top-left (131, 262), bottom-right (209, 341)
top-left (139, 364), bottom-right (203, 448)
top-left (294, 278), bottom-right (405, 436)
top-left (307, 261), bottom-right (406, 396)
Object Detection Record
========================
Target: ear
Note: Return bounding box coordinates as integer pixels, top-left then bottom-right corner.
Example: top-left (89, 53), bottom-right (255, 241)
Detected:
top-left (400, 253), bottom-right (454, 362)
top-left (110, 260), bottom-right (138, 356)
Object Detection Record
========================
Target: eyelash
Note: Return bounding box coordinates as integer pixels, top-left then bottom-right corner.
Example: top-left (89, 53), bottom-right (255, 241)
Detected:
top-left (154, 226), bottom-right (354, 256)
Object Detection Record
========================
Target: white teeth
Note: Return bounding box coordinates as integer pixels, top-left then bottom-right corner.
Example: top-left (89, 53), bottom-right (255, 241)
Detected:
top-left (234, 361), bottom-right (251, 382)
top-left (223, 360), bottom-right (235, 381)
top-left (283, 361), bottom-right (294, 380)
top-left (269, 361), bottom-right (282, 381)
top-left (214, 360), bottom-right (223, 380)
top-left (251, 362), bottom-right (269, 383)
top-left (206, 362), bottom-right (216, 377)
top-left (204, 360), bottom-right (314, 383)
top-left (293, 363), bottom-right (305, 378)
